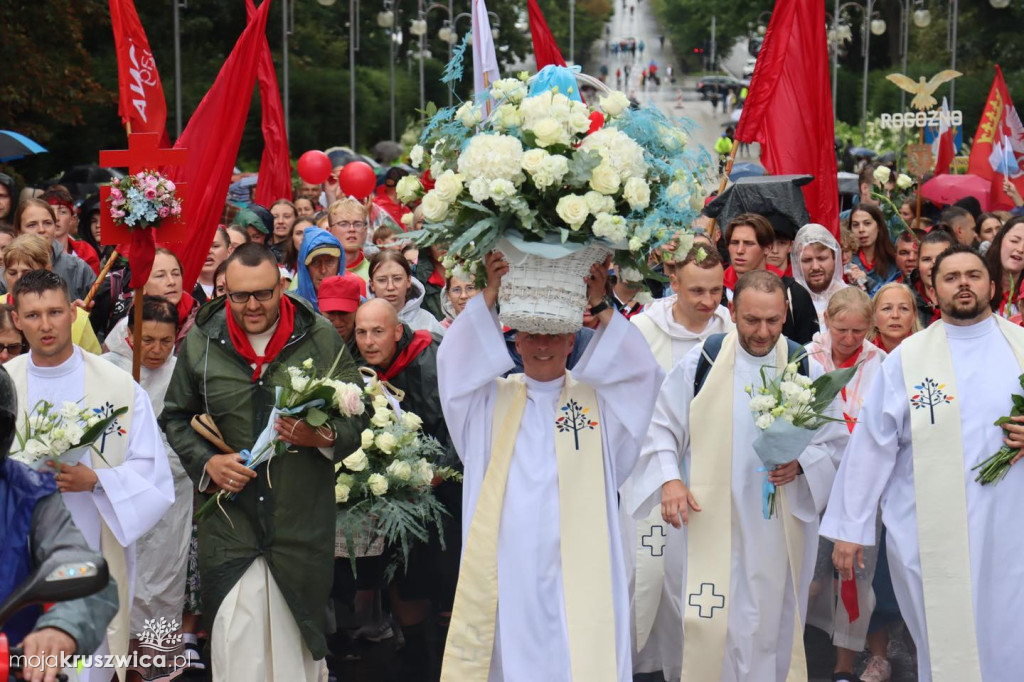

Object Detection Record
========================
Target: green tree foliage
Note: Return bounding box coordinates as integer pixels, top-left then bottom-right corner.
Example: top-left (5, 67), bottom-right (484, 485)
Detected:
top-left (535, 0), bottom-right (613, 65)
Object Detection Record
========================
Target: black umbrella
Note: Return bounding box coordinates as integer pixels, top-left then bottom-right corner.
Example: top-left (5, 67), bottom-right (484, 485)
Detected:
top-left (704, 175), bottom-right (812, 241)
top-left (0, 130), bottom-right (47, 162)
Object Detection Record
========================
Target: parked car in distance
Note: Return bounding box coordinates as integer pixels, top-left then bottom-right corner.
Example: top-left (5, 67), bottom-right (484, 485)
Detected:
top-left (695, 76), bottom-right (745, 99)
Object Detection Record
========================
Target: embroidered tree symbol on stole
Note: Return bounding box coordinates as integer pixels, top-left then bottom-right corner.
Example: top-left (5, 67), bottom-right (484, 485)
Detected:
top-left (555, 399), bottom-right (599, 450)
top-left (96, 402), bottom-right (128, 451)
top-left (910, 378), bottom-right (954, 425)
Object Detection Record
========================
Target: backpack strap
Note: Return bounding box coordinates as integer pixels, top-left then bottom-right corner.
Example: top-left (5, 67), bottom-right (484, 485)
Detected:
top-left (693, 333), bottom-right (727, 395)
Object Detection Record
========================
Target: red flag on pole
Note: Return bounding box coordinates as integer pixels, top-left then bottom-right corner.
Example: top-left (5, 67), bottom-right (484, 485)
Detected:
top-left (967, 65), bottom-right (1024, 210)
top-left (527, 0), bottom-right (567, 69)
top-left (733, 0), bottom-right (839, 234)
top-left (246, 0), bottom-right (293, 207)
top-left (109, 0), bottom-right (168, 137)
top-left (933, 98), bottom-right (955, 176)
top-left (165, 0), bottom-right (272, 291)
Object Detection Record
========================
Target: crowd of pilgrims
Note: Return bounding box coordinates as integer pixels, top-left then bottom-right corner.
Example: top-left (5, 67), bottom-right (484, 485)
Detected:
top-left (0, 158), bottom-right (1022, 682)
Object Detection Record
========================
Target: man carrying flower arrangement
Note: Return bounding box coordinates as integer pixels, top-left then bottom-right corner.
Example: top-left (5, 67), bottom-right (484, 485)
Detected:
top-left (825, 244), bottom-right (1024, 681)
top-left (629, 270), bottom-right (848, 681)
top-left (161, 243), bottom-right (367, 682)
top-left (438, 251), bottom-right (662, 682)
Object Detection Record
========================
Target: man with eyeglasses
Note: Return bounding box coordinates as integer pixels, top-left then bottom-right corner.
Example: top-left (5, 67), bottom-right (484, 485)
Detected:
top-left (327, 197), bottom-right (373, 283)
top-left (161, 243), bottom-right (368, 682)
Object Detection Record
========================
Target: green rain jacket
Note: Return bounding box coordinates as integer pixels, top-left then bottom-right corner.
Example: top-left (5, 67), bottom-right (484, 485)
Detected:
top-left (160, 294), bottom-right (367, 659)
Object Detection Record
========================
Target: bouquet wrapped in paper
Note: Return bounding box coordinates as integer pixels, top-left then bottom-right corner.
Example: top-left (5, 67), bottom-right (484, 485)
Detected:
top-left (747, 355), bottom-right (858, 518)
top-left (196, 353), bottom-right (366, 521)
top-left (10, 399), bottom-right (128, 471)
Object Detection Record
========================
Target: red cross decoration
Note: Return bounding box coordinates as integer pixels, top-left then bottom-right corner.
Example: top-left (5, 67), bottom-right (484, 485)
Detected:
top-left (98, 132), bottom-right (189, 245)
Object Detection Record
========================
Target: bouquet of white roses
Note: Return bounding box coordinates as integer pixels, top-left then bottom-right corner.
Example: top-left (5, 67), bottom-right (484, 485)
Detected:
top-left (403, 65), bottom-right (709, 289)
top-left (10, 399), bottom-right (128, 471)
top-left (335, 376), bottom-right (459, 576)
top-left (196, 352), bottom-right (366, 521)
top-left (870, 165), bottom-right (915, 235)
top-left (746, 355), bottom-right (858, 518)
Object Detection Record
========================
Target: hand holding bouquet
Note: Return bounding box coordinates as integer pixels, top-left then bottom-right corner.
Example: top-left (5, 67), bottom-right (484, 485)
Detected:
top-left (10, 399), bottom-right (128, 472)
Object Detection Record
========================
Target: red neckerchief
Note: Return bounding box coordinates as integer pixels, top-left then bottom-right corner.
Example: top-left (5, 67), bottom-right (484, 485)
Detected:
top-left (176, 291), bottom-right (195, 328)
top-left (857, 249), bottom-right (875, 272)
top-left (427, 262), bottom-right (445, 288)
top-left (379, 329), bottom-right (432, 382)
top-left (782, 260), bottom-right (793, 278)
top-left (837, 345), bottom-right (864, 432)
top-left (723, 263), bottom-right (783, 291)
top-left (346, 249), bottom-right (365, 272)
top-left (871, 335), bottom-right (889, 351)
top-left (225, 295), bottom-right (297, 382)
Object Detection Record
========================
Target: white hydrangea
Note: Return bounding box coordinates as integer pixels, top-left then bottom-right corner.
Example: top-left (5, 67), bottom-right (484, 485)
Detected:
top-left (457, 134), bottom-right (524, 183)
top-left (578, 128), bottom-right (648, 181)
top-left (592, 213), bottom-right (628, 243)
top-left (368, 473), bottom-right (389, 496)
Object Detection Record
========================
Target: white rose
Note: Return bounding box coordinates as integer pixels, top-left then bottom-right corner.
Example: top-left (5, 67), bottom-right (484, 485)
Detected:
top-left (302, 358), bottom-right (314, 369)
top-left (530, 118), bottom-right (568, 148)
top-left (583, 191), bottom-right (615, 215)
top-left (401, 212), bottom-right (413, 229)
top-left (24, 440), bottom-right (49, 458)
top-left (629, 236), bottom-right (643, 251)
top-left (60, 401), bottom-right (82, 421)
top-left (64, 422), bottom-right (84, 445)
top-left (85, 414), bottom-right (101, 428)
top-left (386, 459), bottom-right (413, 482)
top-left (598, 90), bottom-right (630, 117)
top-left (568, 107), bottom-right (592, 135)
top-left (335, 482), bottom-right (351, 504)
top-left (556, 195), bottom-right (589, 230)
top-left (896, 173), bottom-right (913, 190)
top-left (589, 162), bottom-right (621, 195)
top-left (622, 177), bottom-right (651, 210)
top-left (488, 178), bottom-right (517, 205)
top-left (592, 212), bottom-right (628, 243)
top-left (401, 411), bottom-right (423, 430)
top-left (490, 77), bottom-right (528, 104)
top-left (372, 394), bottom-right (389, 410)
top-left (409, 144), bottom-right (425, 168)
top-left (375, 432), bottom-right (398, 454)
top-left (456, 101), bottom-right (482, 128)
top-left (755, 414), bottom-right (775, 430)
top-left (360, 429), bottom-right (374, 449)
top-left (371, 409), bottom-right (393, 428)
top-left (468, 177), bottom-right (491, 203)
top-left (521, 149), bottom-right (549, 175)
top-left (368, 473), bottom-right (389, 496)
top-left (396, 175), bottom-right (423, 204)
top-left (432, 170), bottom-right (465, 203)
top-left (414, 458), bottom-right (435, 486)
top-left (342, 449), bottom-right (369, 472)
top-left (872, 165), bottom-right (892, 186)
top-left (420, 191), bottom-right (450, 223)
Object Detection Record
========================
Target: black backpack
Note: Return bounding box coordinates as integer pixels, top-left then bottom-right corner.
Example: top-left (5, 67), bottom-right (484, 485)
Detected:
top-left (693, 333), bottom-right (809, 395)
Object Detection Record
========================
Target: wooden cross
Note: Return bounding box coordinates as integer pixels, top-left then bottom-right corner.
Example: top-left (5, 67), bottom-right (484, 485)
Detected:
top-left (95, 132), bottom-right (190, 381)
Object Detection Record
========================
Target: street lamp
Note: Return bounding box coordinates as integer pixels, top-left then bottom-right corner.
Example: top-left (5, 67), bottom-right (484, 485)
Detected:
top-left (378, 1), bottom-right (397, 140)
top-left (173, 0), bottom-right (186, 139)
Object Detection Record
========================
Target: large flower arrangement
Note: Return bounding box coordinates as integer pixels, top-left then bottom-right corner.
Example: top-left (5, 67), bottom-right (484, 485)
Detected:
top-left (107, 170), bottom-right (182, 229)
top-left (401, 68), bottom-right (709, 286)
top-left (335, 376), bottom-right (459, 576)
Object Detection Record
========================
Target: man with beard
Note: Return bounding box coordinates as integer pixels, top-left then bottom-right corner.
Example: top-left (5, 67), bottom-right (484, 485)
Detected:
top-left (825, 244), bottom-right (1024, 681)
top-left (792, 224), bottom-right (847, 329)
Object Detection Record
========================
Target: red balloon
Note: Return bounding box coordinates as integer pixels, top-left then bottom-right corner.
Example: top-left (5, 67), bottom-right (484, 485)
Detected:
top-left (338, 161), bottom-right (378, 200)
top-left (297, 150), bottom-right (332, 185)
top-left (587, 111), bottom-right (605, 136)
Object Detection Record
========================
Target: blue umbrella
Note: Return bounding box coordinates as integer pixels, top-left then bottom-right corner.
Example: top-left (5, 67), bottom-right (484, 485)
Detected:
top-left (0, 130), bottom-right (47, 162)
top-left (729, 162), bottom-right (766, 181)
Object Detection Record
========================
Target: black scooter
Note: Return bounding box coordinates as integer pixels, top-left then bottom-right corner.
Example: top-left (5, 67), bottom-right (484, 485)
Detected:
top-left (0, 555), bottom-right (109, 682)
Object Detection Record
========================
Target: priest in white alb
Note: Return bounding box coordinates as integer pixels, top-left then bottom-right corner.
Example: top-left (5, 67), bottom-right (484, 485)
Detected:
top-left (439, 251), bottom-right (662, 681)
top-left (6, 269), bottom-right (174, 682)
top-left (623, 245), bottom-right (731, 681)
top-left (825, 244), bottom-right (1024, 681)
top-left (630, 270), bottom-right (848, 681)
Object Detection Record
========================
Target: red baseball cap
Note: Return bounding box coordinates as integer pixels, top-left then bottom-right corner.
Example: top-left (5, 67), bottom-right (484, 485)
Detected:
top-left (318, 275), bottom-right (363, 313)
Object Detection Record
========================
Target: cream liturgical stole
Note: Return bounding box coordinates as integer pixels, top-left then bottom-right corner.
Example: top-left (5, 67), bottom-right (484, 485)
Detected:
top-left (682, 332), bottom-right (808, 682)
top-left (442, 372), bottom-right (617, 681)
top-left (8, 352), bottom-right (135, 681)
top-left (900, 317), bottom-right (1024, 681)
